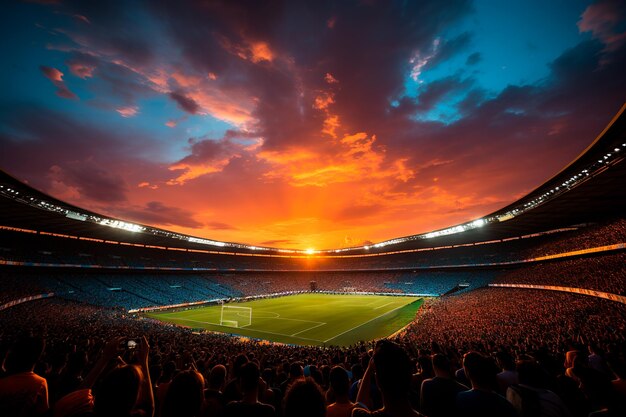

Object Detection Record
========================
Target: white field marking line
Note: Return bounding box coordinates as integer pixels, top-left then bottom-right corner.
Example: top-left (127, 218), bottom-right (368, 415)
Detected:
top-left (269, 317), bottom-right (325, 324)
top-left (290, 321), bottom-right (327, 337)
top-left (373, 301), bottom-right (395, 310)
top-left (158, 311), bottom-right (324, 335)
top-left (323, 302), bottom-right (411, 344)
top-left (164, 317), bottom-right (323, 343)
top-left (365, 297), bottom-right (388, 306)
top-left (161, 310), bottom-right (321, 325)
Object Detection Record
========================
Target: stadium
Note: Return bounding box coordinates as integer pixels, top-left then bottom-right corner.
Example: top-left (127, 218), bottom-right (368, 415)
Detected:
top-left (2, 2), bottom-right (626, 417)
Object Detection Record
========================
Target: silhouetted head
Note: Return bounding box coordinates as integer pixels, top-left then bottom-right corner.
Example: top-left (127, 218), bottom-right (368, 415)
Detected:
top-left (233, 354), bottom-right (248, 378)
top-left (209, 364), bottom-right (227, 390)
top-left (496, 351), bottom-right (516, 371)
top-left (417, 354), bottom-right (434, 375)
top-left (432, 354), bottom-right (452, 375)
top-left (517, 360), bottom-right (549, 389)
top-left (463, 352), bottom-right (495, 390)
top-left (290, 362), bottom-right (304, 379)
top-left (284, 378), bottom-right (326, 417)
top-left (5, 335), bottom-right (45, 374)
top-left (329, 366), bottom-right (350, 397)
top-left (162, 370), bottom-right (205, 417)
top-left (239, 362), bottom-right (260, 394)
top-left (94, 365), bottom-right (142, 417)
top-left (373, 340), bottom-right (412, 400)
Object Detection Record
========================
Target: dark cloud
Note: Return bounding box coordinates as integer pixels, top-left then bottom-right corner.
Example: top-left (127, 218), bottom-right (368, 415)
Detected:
top-left (112, 201), bottom-right (203, 229)
top-left (0, 104), bottom-right (167, 204)
top-left (149, 0), bottom-right (473, 150)
top-left (169, 91), bottom-right (200, 114)
top-left (577, 0), bottom-right (626, 52)
top-left (414, 75), bottom-right (473, 112)
top-left (49, 163), bottom-right (127, 203)
top-left (176, 136), bottom-right (239, 167)
top-left (465, 52), bottom-right (481, 65)
top-left (90, 60), bottom-right (156, 107)
top-left (43, 0), bottom-right (156, 67)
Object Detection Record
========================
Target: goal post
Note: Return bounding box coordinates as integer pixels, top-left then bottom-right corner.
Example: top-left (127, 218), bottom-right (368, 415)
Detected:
top-left (220, 305), bottom-right (252, 328)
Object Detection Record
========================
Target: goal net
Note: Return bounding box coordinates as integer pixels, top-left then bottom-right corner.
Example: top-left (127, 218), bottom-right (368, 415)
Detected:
top-left (220, 305), bottom-right (252, 328)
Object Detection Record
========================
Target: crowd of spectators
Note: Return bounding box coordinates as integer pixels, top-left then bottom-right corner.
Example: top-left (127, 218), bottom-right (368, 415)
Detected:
top-left (522, 219), bottom-right (626, 258)
top-left (0, 273), bottom-right (47, 304)
top-left (1, 286), bottom-right (625, 417)
top-left (494, 253), bottom-right (626, 295)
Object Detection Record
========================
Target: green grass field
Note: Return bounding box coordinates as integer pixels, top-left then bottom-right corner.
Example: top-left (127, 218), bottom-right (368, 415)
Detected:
top-left (144, 293), bottom-right (423, 346)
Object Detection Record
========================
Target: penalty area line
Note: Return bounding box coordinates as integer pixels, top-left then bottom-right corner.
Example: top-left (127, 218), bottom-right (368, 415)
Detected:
top-left (162, 317), bottom-right (323, 343)
top-left (290, 322), bottom-right (327, 337)
top-left (323, 302), bottom-right (409, 344)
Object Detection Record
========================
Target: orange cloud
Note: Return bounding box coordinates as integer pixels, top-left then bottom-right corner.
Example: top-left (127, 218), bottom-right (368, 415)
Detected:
top-left (258, 131), bottom-right (414, 187)
top-left (219, 36), bottom-right (276, 65)
top-left (185, 87), bottom-right (256, 126)
top-left (42, 66), bottom-right (64, 82)
top-left (68, 61), bottom-right (95, 78)
top-left (250, 41), bottom-right (274, 63)
top-left (322, 115), bottom-right (340, 138)
top-left (40, 66), bottom-right (78, 99)
top-left (314, 93), bottom-right (335, 110)
top-left (167, 159), bottom-right (233, 185)
top-left (138, 181), bottom-right (158, 190)
top-left (116, 106), bottom-right (139, 118)
top-left (171, 71), bottom-right (202, 88)
top-left (325, 73), bottom-right (339, 84)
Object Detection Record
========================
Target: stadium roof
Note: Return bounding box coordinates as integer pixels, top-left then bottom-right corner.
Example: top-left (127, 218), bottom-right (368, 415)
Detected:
top-left (1, 104), bottom-right (625, 256)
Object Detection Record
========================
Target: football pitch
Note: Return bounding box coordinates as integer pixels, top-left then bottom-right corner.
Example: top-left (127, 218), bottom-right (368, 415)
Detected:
top-left (144, 293), bottom-right (424, 346)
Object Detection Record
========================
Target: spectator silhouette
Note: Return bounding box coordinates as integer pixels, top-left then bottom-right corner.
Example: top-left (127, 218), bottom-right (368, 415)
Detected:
top-left (223, 362), bottom-right (274, 417)
top-left (495, 351), bottom-right (519, 394)
top-left (284, 378), bottom-right (326, 417)
top-left (88, 336), bottom-right (154, 417)
top-left (94, 365), bottom-right (142, 417)
top-left (420, 353), bottom-right (467, 417)
top-left (161, 370), bottom-right (205, 417)
top-left (327, 366), bottom-right (355, 417)
top-left (507, 359), bottom-right (572, 417)
top-left (204, 364), bottom-right (227, 417)
top-left (0, 335), bottom-right (48, 417)
top-left (353, 340), bottom-right (422, 417)
top-left (456, 351), bottom-right (516, 417)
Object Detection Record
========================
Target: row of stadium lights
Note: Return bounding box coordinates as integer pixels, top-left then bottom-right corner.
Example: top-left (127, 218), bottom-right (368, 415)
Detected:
top-left (522, 144), bottom-right (624, 211)
top-left (1, 143), bottom-right (624, 254)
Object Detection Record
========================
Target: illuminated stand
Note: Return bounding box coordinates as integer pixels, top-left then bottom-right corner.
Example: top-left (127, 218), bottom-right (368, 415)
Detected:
top-left (220, 305), bottom-right (252, 328)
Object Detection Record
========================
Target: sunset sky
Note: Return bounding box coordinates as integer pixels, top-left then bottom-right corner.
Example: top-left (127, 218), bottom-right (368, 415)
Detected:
top-left (1, 0), bottom-right (625, 250)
